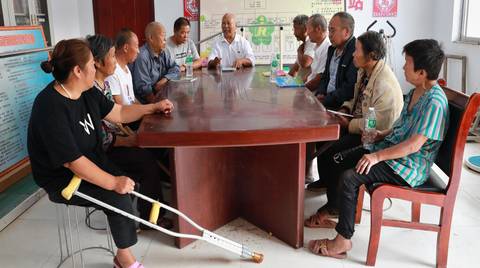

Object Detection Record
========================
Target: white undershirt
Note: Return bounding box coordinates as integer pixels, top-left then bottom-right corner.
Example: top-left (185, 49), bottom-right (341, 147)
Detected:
top-left (105, 63), bottom-right (135, 105)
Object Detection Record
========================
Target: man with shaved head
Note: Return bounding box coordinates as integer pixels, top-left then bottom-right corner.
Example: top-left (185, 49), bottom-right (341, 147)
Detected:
top-left (132, 21), bottom-right (180, 103)
top-left (208, 13), bottom-right (255, 69)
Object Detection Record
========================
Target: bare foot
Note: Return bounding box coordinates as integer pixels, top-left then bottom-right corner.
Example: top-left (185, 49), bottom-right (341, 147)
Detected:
top-left (328, 234), bottom-right (352, 254)
top-left (116, 248), bottom-right (136, 268)
top-left (308, 235), bottom-right (352, 259)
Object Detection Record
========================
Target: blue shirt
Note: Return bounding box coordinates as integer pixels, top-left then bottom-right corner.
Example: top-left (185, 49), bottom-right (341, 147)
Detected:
top-left (131, 44), bottom-right (180, 103)
top-left (326, 52), bottom-right (341, 94)
top-left (373, 85), bottom-right (449, 187)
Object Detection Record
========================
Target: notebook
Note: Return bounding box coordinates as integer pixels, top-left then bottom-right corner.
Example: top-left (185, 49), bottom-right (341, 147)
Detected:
top-left (221, 67), bottom-right (236, 72)
top-left (275, 76), bottom-right (304, 88)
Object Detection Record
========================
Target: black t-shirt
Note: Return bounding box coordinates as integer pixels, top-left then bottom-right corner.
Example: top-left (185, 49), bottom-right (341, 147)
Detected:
top-left (27, 81), bottom-right (119, 193)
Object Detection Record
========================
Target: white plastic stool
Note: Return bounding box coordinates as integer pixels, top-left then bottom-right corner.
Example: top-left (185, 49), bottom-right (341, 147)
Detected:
top-left (55, 204), bottom-right (115, 267)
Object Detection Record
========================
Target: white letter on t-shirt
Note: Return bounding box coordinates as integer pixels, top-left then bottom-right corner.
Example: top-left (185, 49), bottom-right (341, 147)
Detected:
top-left (79, 113), bottom-right (95, 135)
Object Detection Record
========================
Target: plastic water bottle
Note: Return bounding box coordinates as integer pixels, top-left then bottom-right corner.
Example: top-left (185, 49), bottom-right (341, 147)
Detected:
top-left (186, 49), bottom-right (193, 78)
top-left (270, 53), bottom-right (279, 83)
top-left (363, 107), bottom-right (377, 150)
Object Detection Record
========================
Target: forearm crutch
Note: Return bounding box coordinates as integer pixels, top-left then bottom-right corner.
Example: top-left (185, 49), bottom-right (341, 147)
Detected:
top-left (61, 175), bottom-right (264, 263)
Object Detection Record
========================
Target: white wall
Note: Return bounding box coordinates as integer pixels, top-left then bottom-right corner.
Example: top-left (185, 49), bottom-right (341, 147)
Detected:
top-left (433, 0), bottom-right (480, 95)
top-left (154, 0), bottom-right (199, 42)
top-left (344, 0), bottom-right (437, 91)
top-left (77, 0), bottom-right (95, 38)
top-left (47, 0), bottom-right (94, 44)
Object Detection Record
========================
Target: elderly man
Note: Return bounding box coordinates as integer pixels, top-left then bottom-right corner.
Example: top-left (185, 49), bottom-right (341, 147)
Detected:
top-left (288, 15), bottom-right (316, 81)
top-left (314, 12), bottom-right (358, 109)
top-left (106, 28), bottom-right (140, 106)
top-left (305, 14), bottom-right (330, 91)
top-left (208, 13), bottom-right (255, 69)
top-left (131, 22), bottom-right (180, 104)
top-left (304, 13), bottom-right (331, 184)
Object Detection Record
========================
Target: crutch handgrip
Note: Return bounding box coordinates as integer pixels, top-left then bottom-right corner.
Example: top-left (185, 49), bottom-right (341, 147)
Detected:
top-left (61, 175), bottom-right (82, 200)
top-left (149, 202), bottom-right (161, 224)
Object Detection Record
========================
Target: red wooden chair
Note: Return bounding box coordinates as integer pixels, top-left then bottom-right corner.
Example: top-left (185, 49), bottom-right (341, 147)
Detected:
top-left (354, 87), bottom-right (480, 268)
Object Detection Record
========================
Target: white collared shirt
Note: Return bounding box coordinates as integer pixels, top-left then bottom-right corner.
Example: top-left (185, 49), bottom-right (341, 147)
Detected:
top-left (208, 34), bottom-right (255, 67)
top-left (307, 38), bottom-right (331, 82)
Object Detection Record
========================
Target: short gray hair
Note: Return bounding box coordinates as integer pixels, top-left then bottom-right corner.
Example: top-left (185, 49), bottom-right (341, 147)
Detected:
top-left (333, 12), bottom-right (355, 34)
top-left (293, 15), bottom-right (309, 27)
top-left (145, 21), bottom-right (165, 40)
top-left (309, 14), bottom-right (327, 31)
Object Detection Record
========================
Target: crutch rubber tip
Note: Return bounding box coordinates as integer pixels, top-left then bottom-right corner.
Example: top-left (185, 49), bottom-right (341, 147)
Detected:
top-left (252, 252), bottom-right (264, 263)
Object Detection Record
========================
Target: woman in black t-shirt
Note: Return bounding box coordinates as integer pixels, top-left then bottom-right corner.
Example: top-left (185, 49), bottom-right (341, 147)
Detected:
top-left (27, 39), bottom-right (173, 268)
top-left (87, 34), bottom-right (173, 230)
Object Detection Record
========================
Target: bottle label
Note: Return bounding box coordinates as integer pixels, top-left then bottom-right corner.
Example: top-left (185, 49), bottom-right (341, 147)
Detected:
top-left (367, 119), bottom-right (376, 129)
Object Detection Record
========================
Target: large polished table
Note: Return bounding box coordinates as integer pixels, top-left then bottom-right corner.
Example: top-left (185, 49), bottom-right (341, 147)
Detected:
top-left (138, 67), bottom-right (339, 248)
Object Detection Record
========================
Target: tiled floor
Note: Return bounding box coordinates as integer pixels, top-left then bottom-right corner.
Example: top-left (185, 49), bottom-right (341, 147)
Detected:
top-left (0, 143), bottom-right (479, 268)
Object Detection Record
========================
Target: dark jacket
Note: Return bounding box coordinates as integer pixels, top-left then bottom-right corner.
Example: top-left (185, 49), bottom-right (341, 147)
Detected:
top-left (315, 36), bottom-right (358, 109)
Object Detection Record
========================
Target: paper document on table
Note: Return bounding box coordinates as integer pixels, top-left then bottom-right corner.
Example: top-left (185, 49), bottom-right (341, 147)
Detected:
top-left (327, 109), bottom-right (354, 118)
top-left (221, 67), bottom-right (236, 72)
top-left (170, 77), bottom-right (197, 83)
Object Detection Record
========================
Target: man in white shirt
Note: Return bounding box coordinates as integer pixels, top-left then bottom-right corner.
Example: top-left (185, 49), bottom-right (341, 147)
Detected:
top-left (288, 15), bottom-right (316, 81)
top-left (106, 28), bottom-right (140, 105)
top-left (166, 17), bottom-right (202, 71)
top-left (301, 14), bottom-right (330, 184)
top-left (305, 14), bottom-right (330, 91)
top-left (207, 13), bottom-right (255, 69)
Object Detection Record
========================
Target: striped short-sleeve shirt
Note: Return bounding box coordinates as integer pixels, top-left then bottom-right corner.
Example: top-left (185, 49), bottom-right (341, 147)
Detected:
top-left (373, 85), bottom-right (449, 187)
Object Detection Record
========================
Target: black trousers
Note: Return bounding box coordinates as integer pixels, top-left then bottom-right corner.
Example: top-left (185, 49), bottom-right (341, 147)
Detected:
top-left (316, 133), bottom-right (409, 239)
top-left (107, 146), bottom-right (167, 219)
top-left (49, 183), bottom-right (138, 249)
top-left (335, 162), bottom-right (408, 239)
top-left (317, 134), bottom-right (363, 210)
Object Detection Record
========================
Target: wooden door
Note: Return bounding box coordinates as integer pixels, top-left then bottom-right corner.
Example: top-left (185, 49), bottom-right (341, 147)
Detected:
top-left (93, 0), bottom-right (154, 45)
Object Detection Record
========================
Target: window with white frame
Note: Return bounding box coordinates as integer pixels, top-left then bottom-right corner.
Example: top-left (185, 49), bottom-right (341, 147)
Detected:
top-left (460, 0), bottom-right (480, 43)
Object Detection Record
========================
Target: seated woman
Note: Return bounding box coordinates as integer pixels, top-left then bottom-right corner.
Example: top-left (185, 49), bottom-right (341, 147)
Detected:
top-left (307, 39), bottom-right (448, 259)
top-left (305, 31), bottom-right (404, 227)
top-left (27, 38), bottom-right (173, 268)
top-left (87, 34), bottom-right (173, 230)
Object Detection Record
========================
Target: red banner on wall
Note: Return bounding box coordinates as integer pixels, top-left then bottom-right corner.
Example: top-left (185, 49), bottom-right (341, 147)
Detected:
top-left (184, 0), bottom-right (199, 21)
top-left (373, 0), bottom-right (398, 17)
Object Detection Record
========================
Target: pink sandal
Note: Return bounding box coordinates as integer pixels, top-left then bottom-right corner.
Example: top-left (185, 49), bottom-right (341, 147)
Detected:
top-left (114, 257), bottom-right (145, 268)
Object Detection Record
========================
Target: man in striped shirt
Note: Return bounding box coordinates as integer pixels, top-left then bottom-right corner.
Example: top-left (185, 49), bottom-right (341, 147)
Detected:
top-left (307, 39), bottom-right (448, 259)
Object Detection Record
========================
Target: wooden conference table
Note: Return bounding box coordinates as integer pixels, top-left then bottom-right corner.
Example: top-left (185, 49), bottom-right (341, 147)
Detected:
top-left (137, 67), bottom-right (339, 248)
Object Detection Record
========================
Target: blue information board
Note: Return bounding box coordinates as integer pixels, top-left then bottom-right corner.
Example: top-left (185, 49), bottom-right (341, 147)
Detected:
top-left (0, 26), bottom-right (53, 175)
